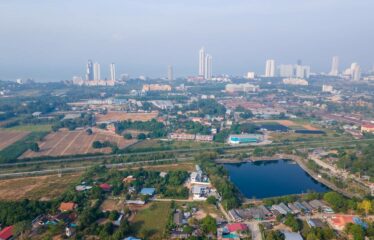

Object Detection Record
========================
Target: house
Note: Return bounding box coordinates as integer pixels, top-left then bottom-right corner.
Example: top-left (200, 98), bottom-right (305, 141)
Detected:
top-left (173, 210), bottom-right (184, 226)
top-left (125, 200), bottom-right (145, 206)
top-left (282, 231), bottom-right (303, 240)
top-left (0, 226), bottom-right (13, 240)
top-left (328, 214), bottom-right (367, 231)
top-left (124, 237), bottom-right (141, 240)
top-left (99, 183), bottom-right (112, 191)
top-left (75, 185), bottom-right (92, 191)
top-left (123, 175), bottom-right (136, 184)
top-left (226, 223), bottom-right (248, 232)
top-left (191, 185), bottom-right (209, 200)
top-left (140, 188), bottom-right (156, 196)
top-left (59, 202), bottom-right (77, 212)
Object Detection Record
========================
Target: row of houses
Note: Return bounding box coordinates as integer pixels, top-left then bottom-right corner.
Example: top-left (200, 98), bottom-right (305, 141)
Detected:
top-left (170, 133), bottom-right (214, 142)
top-left (229, 199), bottom-right (333, 221)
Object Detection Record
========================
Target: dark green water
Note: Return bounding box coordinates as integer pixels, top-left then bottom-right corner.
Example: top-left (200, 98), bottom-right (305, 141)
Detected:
top-left (224, 160), bottom-right (329, 199)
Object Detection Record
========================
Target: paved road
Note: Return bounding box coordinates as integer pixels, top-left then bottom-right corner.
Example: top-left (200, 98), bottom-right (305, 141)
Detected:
top-left (247, 221), bottom-right (262, 240)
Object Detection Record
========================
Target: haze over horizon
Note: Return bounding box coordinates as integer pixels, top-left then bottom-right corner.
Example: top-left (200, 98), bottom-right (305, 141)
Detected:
top-left (0, 0), bottom-right (373, 81)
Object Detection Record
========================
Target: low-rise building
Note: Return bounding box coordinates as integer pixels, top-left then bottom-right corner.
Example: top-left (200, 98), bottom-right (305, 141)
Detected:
top-left (228, 134), bottom-right (263, 144)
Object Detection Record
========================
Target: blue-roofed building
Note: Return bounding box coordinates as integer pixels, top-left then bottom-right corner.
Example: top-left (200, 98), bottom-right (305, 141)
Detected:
top-left (124, 237), bottom-right (141, 240)
top-left (228, 134), bottom-right (263, 145)
top-left (140, 188), bottom-right (156, 196)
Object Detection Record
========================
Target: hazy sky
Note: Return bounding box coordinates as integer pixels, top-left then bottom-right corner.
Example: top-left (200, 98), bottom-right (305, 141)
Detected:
top-left (0, 0), bottom-right (373, 81)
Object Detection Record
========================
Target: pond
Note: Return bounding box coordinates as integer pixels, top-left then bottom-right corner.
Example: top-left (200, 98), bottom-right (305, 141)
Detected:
top-left (223, 160), bottom-right (329, 199)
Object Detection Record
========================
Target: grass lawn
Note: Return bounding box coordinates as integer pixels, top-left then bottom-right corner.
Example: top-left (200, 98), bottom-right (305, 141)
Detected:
top-left (131, 201), bottom-right (171, 239)
top-left (5, 124), bottom-right (52, 132)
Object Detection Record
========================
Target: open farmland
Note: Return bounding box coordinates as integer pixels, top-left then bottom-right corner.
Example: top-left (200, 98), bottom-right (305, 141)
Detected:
top-left (0, 130), bottom-right (30, 150)
top-left (20, 129), bottom-right (137, 158)
top-left (253, 119), bottom-right (320, 130)
top-left (95, 111), bottom-right (158, 122)
top-left (0, 173), bottom-right (81, 201)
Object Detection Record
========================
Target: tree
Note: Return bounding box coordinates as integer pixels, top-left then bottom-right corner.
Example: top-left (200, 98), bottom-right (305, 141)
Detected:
top-left (201, 215), bottom-right (217, 234)
top-left (137, 133), bottom-right (146, 140)
top-left (266, 230), bottom-right (284, 240)
top-left (284, 214), bottom-right (302, 231)
top-left (345, 223), bottom-right (365, 240)
top-left (86, 128), bottom-right (93, 135)
top-left (323, 192), bottom-right (347, 211)
top-left (358, 199), bottom-right (372, 216)
top-left (13, 220), bottom-right (31, 239)
top-left (123, 133), bottom-right (132, 139)
top-left (206, 196), bottom-right (217, 205)
top-left (29, 142), bottom-right (39, 152)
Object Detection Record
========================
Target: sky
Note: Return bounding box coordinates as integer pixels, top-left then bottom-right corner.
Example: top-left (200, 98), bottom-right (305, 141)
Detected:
top-left (0, 0), bottom-right (373, 81)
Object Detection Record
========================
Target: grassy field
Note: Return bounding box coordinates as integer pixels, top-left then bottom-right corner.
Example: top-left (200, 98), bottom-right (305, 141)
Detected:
top-left (0, 173), bottom-right (81, 201)
top-left (4, 124), bottom-right (52, 132)
top-left (140, 162), bottom-right (196, 172)
top-left (131, 201), bottom-right (171, 239)
top-left (129, 139), bottom-right (223, 152)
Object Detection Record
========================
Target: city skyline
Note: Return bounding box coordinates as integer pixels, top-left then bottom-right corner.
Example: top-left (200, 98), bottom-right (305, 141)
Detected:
top-left (0, 0), bottom-right (373, 81)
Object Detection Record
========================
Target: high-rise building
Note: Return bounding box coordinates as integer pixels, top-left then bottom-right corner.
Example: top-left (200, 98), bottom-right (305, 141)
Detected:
top-left (204, 54), bottom-right (212, 80)
top-left (279, 64), bottom-right (294, 77)
top-left (265, 59), bottom-right (275, 77)
top-left (329, 56), bottom-right (339, 76)
top-left (295, 65), bottom-right (310, 79)
top-left (167, 65), bottom-right (174, 81)
top-left (93, 62), bottom-right (101, 80)
top-left (199, 47), bottom-right (206, 77)
top-left (110, 63), bottom-right (116, 81)
top-left (351, 63), bottom-right (361, 81)
top-left (85, 60), bottom-right (94, 80)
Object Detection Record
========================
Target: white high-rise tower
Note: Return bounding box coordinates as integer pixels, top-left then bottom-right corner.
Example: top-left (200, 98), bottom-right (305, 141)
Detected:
top-left (329, 56), bottom-right (339, 76)
top-left (199, 47), bottom-right (206, 77)
top-left (265, 59), bottom-right (275, 77)
top-left (167, 65), bottom-right (174, 81)
top-left (204, 55), bottom-right (212, 80)
top-left (93, 63), bottom-right (101, 80)
top-left (110, 63), bottom-right (116, 81)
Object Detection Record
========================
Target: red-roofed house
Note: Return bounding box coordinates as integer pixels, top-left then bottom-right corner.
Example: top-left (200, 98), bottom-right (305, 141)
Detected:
top-left (59, 202), bottom-right (77, 212)
top-left (361, 124), bottom-right (374, 133)
top-left (227, 223), bottom-right (248, 232)
top-left (0, 226), bottom-right (13, 240)
top-left (99, 183), bottom-right (112, 191)
top-left (328, 214), bottom-right (355, 231)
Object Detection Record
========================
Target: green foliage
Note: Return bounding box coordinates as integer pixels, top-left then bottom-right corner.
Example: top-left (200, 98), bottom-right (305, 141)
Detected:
top-left (137, 133), bottom-right (147, 140)
top-left (198, 152), bottom-right (241, 210)
top-left (284, 214), bottom-right (302, 231)
top-left (323, 192), bottom-right (350, 212)
top-left (206, 196), bottom-right (217, 205)
top-left (188, 99), bottom-right (226, 116)
top-left (0, 199), bottom-right (51, 226)
top-left (123, 133), bottom-right (133, 139)
top-left (29, 142), bottom-right (39, 152)
top-left (116, 119), bottom-right (167, 138)
top-left (200, 215), bottom-right (217, 234)
top-left (345, 223), bottom-right (365, 240)
top-left (265, 230), bottom-right (285, 240)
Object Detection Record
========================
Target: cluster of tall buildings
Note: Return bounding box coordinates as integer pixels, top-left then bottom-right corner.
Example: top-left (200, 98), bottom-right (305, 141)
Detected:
top-left (199, 47), bottom-right (213, 80)
top-left (264, 59), bottom-right (310, 79)
top-left (328, 56), bottom-right (362, 81)
top-left (73, 60), bottom-right (116, 86)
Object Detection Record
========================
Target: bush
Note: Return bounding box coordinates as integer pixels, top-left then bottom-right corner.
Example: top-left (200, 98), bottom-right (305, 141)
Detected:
top-left (123, 133), bottom-right (132, 139)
